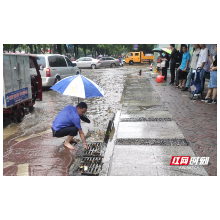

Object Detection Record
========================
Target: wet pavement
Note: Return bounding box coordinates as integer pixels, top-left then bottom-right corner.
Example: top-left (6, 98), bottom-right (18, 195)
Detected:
top-left (100, 70), bottom-right (216, 176)
top-left (3, 64), bottom-right (149, 176)
top-left (3, 64), bottom-right (217, 176)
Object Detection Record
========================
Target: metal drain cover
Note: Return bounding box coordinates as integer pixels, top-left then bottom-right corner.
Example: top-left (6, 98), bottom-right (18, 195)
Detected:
top-left (78, 157), bottom-right (103, 176)
top-left (123, 97), bottom-right (160, 100)
top-left (71, 142), bottom-right (105, 176)
top-left (120, 117), bottom-right (172, 122)
top-left (115, 138), bottom-right (189, 146)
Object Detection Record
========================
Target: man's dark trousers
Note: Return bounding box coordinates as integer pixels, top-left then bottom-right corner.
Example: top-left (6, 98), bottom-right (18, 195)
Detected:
top-left (170, 63), bottom-right (176, 84)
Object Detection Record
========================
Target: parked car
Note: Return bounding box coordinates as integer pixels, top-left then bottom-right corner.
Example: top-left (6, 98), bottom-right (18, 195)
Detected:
top-left (75, 57), bottom-right (101, 69)
top-left (34, 54), bottom-right (80, 87)
top-left (99, 57), bottom-right (121, 68)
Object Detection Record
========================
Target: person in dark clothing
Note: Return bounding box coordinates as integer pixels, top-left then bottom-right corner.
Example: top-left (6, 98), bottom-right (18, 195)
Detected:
top-left (169, 44), bottom-right (178, 85)
top-left (161, 51), bottom-right (170, 81)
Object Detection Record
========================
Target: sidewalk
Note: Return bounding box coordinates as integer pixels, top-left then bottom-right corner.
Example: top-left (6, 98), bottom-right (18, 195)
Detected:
top-left (100, 70), bottom-right (216, 176)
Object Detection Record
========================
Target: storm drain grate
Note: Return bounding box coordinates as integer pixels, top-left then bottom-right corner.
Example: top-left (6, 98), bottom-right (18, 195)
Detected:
top-left (128, 83), bottom-right (151, 86)
top-left (115, 139), bottom-right (189, 146)
top-left (123, 97), bottom-right (160, 100)
top-left (120, 117), bottom-right (172, 122)
top-left (83, 143), bottom-right (105, 157)
top-left (77, 156), bottom-right (103, 176)
top-left (75, 142), bottom-right (105, 176)
top-left (122, 105), bottom-right (167, 111)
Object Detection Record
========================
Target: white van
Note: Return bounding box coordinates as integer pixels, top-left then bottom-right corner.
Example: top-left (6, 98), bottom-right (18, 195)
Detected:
top-left (34, 54), bottom-right (80, 87)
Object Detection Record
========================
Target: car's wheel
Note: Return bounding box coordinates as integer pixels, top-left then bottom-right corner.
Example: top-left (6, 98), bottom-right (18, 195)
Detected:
top-left (29, 106), bottom-right (34, 112)
top-left (54, 76), bottom-right (61, 84)
top-left (129, 61), bottom-right (134, 65)
top-left (111, 63), bottom-right (116, 68)
top-left (91, 64), bottom-right (96, 69)
top-left (16, 105), bottom-right (25, 123)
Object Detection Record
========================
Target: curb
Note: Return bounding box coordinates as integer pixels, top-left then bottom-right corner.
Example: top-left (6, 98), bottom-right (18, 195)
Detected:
top-left (99, 110), bottom-right (121, 176)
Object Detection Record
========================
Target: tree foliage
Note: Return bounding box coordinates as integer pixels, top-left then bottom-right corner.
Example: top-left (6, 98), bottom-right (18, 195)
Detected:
top-left (3, 44), bottom-right (155, 57)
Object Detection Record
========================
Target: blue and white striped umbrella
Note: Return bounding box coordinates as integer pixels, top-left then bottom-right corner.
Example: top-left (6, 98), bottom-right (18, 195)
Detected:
top-left (50, 74), bottom-right (104, 99)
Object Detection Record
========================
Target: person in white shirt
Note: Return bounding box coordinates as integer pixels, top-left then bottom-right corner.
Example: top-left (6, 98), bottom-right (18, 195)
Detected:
top-left (196, 44), bottom-right (210, 93)
top-left (181, 44), bottom-right (200, 91)
top-left (201, 44), bottom-right (217, 104)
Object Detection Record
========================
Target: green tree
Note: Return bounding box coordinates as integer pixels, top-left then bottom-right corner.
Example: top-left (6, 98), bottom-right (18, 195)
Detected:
top-left (57, 44), bottom-right (62, 54)
top-left (3, 44), bottom-right (13, 52)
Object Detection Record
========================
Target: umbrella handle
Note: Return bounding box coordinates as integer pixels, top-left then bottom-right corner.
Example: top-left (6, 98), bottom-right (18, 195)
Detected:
top-left (78, 97), bottom-right (79, 104)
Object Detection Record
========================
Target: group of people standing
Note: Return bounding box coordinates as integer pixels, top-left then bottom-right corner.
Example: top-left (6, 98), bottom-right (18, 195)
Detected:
top-left (157, 44), bottom-right (217, 104)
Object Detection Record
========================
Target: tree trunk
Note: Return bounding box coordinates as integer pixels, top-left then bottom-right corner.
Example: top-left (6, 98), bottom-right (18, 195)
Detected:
top-left (83, 47), bottom-right (86, 57)
top-left (34, 45), bottom-right (37, 54)
top-left (53, 44), bottom-right (57, 54)
top-left (57, 44), bottom-right (62, 55)
top-left (77, 46), bottom-right (79, 58)
top-left (50, 44), bottom-right (52, 54)
top-left (27, 44), bottom-right (33, 54)
top-left (74, 44), bottom-right (76, 57)
top-left (43, 45), bottom-right (46, 53)
top-left (64, 44), bottom-right (68, 54)
top-left (13, 44), bottom-right (18, 52)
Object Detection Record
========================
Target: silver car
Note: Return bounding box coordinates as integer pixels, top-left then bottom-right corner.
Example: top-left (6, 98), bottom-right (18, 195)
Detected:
top-left (35, 54), bottom-right (80, 87)
top-left (99, 57), bottom-right (121, 68)
top-left (76, 57), bottom-right (101, 69)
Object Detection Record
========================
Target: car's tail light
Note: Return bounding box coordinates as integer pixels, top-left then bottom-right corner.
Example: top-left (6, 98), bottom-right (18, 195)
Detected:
top-left (46, 68), bottom-right (51, 77)
top-left (98, 60), bottom-right (100, 63)
top-left (118, 60), bottom-right (120, 62)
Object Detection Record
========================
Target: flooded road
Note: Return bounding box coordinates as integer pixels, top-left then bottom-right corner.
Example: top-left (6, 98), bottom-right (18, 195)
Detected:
top-left (3, 64), bottom-right (150, 175)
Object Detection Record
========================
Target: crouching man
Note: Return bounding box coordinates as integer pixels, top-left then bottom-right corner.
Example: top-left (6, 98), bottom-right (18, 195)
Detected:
top-left (52, 102), bottom-right (89, 150)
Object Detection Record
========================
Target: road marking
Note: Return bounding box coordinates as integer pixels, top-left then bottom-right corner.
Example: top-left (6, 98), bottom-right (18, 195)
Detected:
top-left (3, 161), bottom-right (15, 169)
top-left (15, 129), bottom-right (52, 142)
top-left (17, 164), bottom-right (29, 176)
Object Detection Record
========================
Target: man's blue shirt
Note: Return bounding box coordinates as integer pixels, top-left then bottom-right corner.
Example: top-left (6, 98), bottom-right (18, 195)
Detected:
top-left (52, 105), bottom-right (82, 131)
top-left (180, 51), bottom-right (190, 70)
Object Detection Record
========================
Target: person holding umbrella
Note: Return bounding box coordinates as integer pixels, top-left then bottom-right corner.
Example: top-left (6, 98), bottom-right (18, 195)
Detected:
top-left (157, 52), bottom-right (163, 75)
top-left (52, 102), bottom-right (89, 150)
top-left (50, 74), bottom-right (105, 150)
top-left (160, 51), bottom-right (170, 81)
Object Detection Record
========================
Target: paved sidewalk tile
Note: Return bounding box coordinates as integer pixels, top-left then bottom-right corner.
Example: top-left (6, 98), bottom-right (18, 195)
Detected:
top-left (109, 145), bottom-right (208, 176)
top-left (117, 121), bottom-right (184, 139)
top-left (150, 76), bottom-right (217, 176)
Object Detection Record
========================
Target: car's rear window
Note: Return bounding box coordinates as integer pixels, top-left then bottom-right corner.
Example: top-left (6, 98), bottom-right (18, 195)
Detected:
top-left (36, 56), bottom-right (46, 68)
top-left (48, 56), bottom-right (67, 67)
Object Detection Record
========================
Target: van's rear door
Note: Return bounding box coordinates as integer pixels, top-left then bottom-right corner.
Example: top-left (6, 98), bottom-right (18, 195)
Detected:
top-left (48, 56), bottom-right (68, 79)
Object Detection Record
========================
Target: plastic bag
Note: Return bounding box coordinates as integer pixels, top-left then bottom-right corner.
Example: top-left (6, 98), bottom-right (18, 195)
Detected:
top-left (161, 61), bottom-right (165, 68)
